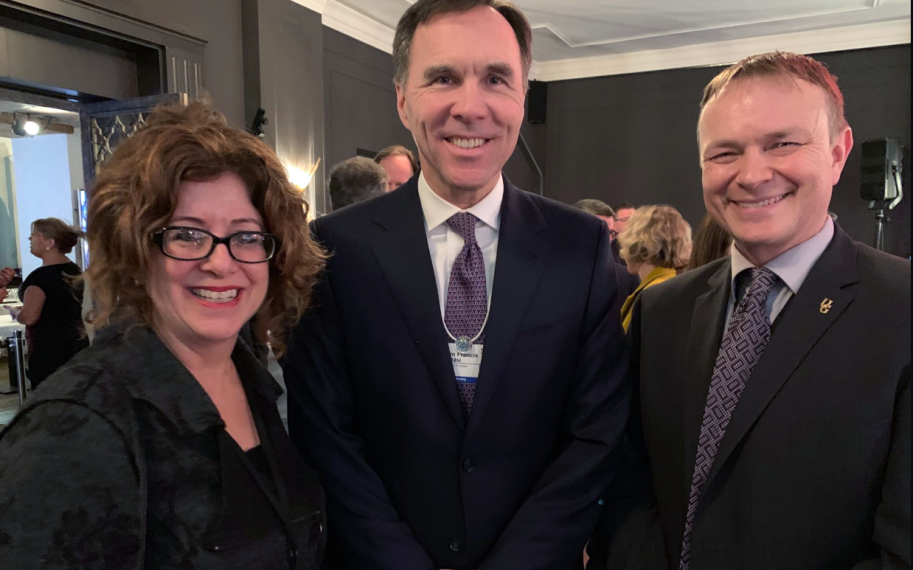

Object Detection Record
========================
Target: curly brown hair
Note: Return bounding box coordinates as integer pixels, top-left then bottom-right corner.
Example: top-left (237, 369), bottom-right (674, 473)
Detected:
top-left (86, 101), bottom-right (326, 357)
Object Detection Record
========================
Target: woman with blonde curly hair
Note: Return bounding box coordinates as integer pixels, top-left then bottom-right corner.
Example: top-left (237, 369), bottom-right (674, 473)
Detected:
top-left (617, 204), bottom-right (692, 331)
top-left (0, 101), bottom-right (327, 569)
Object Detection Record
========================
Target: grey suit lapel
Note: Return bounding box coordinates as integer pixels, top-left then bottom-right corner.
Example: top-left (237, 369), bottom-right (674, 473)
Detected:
top-left (704, 227), bottom-right (860, 489)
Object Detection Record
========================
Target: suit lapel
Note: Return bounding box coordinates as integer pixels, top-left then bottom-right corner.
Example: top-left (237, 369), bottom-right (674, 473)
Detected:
top-left (704, 226), bottom-right (860, 488)
top-left (682, 260), bottom-right (731, 495)
top-left (466, 179), bottom-right (550, 436)
top-left (370, 181), bottom-right (466, 429)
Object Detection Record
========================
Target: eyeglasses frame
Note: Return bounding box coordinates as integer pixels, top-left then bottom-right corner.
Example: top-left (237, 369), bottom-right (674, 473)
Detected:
top-left (150, 226), bottom-right (279, 264)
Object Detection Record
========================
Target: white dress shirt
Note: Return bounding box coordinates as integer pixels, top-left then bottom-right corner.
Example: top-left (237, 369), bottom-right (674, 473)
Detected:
top-left (417, 172), bottom-right (503, 320)
top-left (726, 217), bottom-right (834, 329)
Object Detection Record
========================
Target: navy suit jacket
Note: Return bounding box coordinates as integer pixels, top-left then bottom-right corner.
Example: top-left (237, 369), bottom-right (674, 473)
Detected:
top-left (283, 175), bottom-right (632, 569)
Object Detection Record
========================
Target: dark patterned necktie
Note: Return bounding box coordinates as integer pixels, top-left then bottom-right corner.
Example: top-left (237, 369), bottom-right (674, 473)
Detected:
top-left (444, 212), bottom-right (487, 416)
top-left (680, 267), bottom-right (779, 570)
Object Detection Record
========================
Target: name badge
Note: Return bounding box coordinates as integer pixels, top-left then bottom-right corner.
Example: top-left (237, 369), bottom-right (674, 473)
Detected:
top-left (449, 342), bottom-right (483, 387)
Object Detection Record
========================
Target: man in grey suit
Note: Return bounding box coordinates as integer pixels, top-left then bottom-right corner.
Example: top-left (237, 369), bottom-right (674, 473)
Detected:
top-left (591, 51), bottom-right (910, 570)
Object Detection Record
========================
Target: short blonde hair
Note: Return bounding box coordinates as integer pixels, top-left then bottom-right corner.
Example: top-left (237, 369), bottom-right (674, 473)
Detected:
top-left (86, 101), bottom-right (326, 357)
top-left (618, 205), bottom-right (692, 271)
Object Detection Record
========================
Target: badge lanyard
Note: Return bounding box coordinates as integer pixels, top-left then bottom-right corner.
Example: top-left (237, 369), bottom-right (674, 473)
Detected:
top-left (444, 304), bottom-right (491, 352)
top-left (230, 387), bottom-right (300, 569)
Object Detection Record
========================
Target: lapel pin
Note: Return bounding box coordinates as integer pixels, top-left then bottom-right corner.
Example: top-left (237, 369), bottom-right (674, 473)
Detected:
top-left (820, 298), bottom-right (834, 314)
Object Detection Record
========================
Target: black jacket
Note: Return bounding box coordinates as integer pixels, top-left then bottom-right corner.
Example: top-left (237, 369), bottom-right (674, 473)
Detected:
top-left (0, 323), bottom-right (325, 569)
top-left (593, 225), bottom-right (910, 570)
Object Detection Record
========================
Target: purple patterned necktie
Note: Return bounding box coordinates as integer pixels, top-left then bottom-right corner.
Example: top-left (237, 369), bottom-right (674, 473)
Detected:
top-left (680, 267), bottom-right (779, 570)
top-left (444, 212), bottom-right (487, 416)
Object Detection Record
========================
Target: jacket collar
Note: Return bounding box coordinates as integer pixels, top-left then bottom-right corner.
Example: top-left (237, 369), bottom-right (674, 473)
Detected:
top-left (92, 322), bottom-right (282, 435)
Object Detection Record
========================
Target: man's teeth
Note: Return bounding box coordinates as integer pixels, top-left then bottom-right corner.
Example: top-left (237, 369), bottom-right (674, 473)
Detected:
top-left (738, 194), bottom-right (787, 208)
top-left (191, 288), bottom-right (239, 302)
top-left (449, 138), bottom-right (486, 149)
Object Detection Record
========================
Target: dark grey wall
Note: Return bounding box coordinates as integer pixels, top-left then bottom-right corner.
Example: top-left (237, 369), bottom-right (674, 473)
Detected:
top-left (244, 0), bottom-right (326, 213)
top-left (4, 0), bottom-right (244, 124)
top-left (75, 0), bottom-right (246, 124)
top-left (322, 28), bottom-right (413, 186)
top-left (541, 45), bottom-right (911, 257)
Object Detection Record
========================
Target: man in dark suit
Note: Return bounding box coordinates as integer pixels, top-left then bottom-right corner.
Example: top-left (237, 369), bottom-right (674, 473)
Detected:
top-left (574, 199), bottom-right (639, 303)
top-left (282, 1), bottom-right (631, 569)
top-left (591, 52), bottom-right (910, 569)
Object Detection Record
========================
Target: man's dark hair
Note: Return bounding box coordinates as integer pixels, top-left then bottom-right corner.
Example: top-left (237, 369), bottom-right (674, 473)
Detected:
top-left (573, 199), bottom-right (615, 218)
top-left (374, 145), bottom-right (419, 174)
top-left (328, 157), bottom-right (389, 211)
top-left (615, 202), bottom-right (636, 212)
top-left (392, 0), bottom-right (532, 88)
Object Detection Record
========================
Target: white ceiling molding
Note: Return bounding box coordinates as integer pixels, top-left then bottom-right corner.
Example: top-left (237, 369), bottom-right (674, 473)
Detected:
top-left (530, 19), bottom-right (911, 82)
top-left (289, 0), bottom-right (327, 14)
top-left (532, 1), bottom-right (880, 49)
top-left (321, 0), bottom-right (395, 54)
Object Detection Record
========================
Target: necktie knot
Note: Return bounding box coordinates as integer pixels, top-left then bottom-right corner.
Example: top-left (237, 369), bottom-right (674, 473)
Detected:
top-left (741, 267), bottom-right (779, 308)
top-left (447, 213), bottom-right (480, 245)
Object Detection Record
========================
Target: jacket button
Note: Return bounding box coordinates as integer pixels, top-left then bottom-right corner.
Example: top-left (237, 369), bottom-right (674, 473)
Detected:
top-left (450, 538), bottom-right (463, 552)
top-left (462, 459), bottom-right (474, 473)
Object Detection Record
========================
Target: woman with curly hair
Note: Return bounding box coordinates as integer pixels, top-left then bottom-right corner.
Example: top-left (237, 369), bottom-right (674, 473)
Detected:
top-left (617, 205), bottom-right (692, 332)
top-left (0, 101), bottom-right (327, 569)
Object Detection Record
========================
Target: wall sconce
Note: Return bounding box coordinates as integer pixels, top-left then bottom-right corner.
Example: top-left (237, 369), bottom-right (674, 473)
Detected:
top-left (286, 159), bottom-right (321, 191)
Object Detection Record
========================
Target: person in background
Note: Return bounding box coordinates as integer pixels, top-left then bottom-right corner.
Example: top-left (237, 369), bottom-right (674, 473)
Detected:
top-left (374, 144), bottom-right (419, 191)
top-left (328, 156), bottom-right (389, 210)
top-left (6, 219), bottom-right (88, 388)
top-left (597, 51), bottom-right (910, 570)
top-left (613, 202), bottom-right (636, 235)
top-left (574, 198), bottom-right (639, 301)
top-left (616, 205), bottom-right (692, 332)
top-left (0, 101), bottom-right (327, 569)
top-left (687, 213), bottom-right (731, 271)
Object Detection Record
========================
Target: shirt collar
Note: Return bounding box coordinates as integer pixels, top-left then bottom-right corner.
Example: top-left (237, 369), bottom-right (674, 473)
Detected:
top-left (730, 216), bottom-right (834, 295)
top-left (417, 171), bottom-right (503, 232)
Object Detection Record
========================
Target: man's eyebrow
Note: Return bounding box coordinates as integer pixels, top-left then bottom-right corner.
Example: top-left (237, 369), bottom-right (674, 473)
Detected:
top-left (486, 62), bottom-right (515, 78)
top-left (423, 65), bottom-right (456, 81)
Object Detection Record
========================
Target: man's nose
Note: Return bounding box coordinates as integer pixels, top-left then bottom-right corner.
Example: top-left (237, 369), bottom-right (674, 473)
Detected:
top-left (735, 148), bottom-right (774, 190)
top-left (451, 82), bottom-right (488, 122)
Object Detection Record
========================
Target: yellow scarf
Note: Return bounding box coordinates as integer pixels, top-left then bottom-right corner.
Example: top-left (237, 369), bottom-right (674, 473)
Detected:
top-left (621, 266), bottom-right (678, 332)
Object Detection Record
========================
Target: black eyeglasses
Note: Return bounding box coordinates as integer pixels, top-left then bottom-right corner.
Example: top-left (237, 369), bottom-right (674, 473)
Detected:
top-left (151, 227), bottom-right (278, 264)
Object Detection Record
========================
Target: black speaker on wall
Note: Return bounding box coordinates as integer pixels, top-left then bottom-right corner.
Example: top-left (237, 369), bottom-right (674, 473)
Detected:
top-left (860, 138), bottom-right (903, 201)
top-left (528, 80), bottom-right (547, 124)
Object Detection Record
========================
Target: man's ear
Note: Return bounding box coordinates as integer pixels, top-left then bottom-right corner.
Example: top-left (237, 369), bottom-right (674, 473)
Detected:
top-left (396, 83), bottom-right (411, 132)
top-left (830, 125), bottom-right (854, 186)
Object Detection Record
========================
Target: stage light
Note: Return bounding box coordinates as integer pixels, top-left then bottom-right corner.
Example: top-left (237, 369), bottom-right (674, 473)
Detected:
top-left (23, 120), bottom-right (39, 136)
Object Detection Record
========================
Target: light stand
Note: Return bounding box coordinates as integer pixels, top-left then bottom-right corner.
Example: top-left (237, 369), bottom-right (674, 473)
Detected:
top-left (868, 166), bottom-right (903, 252)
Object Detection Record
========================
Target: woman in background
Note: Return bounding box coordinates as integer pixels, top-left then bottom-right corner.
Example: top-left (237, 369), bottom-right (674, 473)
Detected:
top-left (687, 213), bottom-right (731, 271)
top-left (0, 101), bottom-right (327, 569)
top-left (8, 218), bottom-right (87, 388)
top-left (617, 205), bottom-right (692, 332)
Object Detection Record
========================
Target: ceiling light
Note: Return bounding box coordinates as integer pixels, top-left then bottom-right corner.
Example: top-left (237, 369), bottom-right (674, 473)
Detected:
top-left (11, 113), bottom-right (46, 137)
top-left (23, 120), bottom-right (40, 136)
